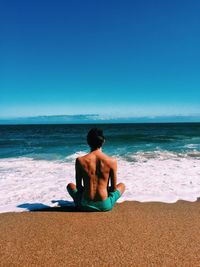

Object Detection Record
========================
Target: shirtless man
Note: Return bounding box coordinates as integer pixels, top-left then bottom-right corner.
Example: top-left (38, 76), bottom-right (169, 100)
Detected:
top-left (67, 128), bottom-right (125, 211)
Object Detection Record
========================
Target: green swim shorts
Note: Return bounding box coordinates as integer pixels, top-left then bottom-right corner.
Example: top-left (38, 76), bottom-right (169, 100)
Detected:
top-left (67, 187), bottom-right (121, 212)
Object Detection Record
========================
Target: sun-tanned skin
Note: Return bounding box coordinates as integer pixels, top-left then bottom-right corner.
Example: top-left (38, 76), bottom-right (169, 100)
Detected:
top-left (67, 148), bottom-right (125, 202)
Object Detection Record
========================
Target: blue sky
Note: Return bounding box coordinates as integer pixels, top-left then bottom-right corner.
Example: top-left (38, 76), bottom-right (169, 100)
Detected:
top-left (0, 0), bottom-right (200, 119)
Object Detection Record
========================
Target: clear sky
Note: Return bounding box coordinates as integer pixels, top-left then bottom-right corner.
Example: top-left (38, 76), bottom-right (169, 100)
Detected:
top-left (0, 0), bottom-right (200, 119)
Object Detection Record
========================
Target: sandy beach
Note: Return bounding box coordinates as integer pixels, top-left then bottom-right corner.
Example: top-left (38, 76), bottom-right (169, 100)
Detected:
top-left (1, 201), bottom-right (200, 266)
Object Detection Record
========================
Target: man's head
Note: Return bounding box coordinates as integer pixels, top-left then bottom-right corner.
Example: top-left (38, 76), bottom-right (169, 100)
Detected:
top-left (87, 128), bottom-right (105, 150)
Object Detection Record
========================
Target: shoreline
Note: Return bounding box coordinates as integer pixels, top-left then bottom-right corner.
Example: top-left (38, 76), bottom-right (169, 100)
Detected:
top-left (1, 201), bottom-right (200, 266)
top-left (1, 154), bottom-right (200, 211)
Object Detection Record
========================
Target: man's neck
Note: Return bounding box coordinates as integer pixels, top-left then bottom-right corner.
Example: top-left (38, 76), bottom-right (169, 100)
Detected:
top-left (90, 147), bottom-right (102, 153)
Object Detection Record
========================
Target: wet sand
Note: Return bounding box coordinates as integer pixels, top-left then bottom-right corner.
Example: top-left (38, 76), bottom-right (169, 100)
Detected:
top-left (1, 201), bottom-right (200, 266)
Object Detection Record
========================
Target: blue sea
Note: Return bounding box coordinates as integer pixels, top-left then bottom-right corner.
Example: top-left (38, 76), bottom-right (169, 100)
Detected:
top-left (0, 123), bottom-right (200, 212)
top-left (1, 123), bottom-right (200, 160)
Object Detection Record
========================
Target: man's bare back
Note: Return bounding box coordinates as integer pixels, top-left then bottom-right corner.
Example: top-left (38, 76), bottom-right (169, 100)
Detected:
top-left (67, 128), bottom-right (125, 211)
top-left (76, 149), bottom-right (117, 201)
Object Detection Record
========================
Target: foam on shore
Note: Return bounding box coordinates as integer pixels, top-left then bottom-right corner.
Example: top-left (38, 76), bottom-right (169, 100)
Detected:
top-left (0, 151), bottom-right (200, 212)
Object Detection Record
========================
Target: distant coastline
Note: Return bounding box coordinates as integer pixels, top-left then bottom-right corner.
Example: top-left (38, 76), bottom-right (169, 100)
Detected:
top-left (0, 114), bottom-right (200, 125)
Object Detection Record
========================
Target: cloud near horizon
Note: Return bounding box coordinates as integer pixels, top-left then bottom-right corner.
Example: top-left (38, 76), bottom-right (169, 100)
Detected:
top-left (0, 114), bottom-right (200, 125)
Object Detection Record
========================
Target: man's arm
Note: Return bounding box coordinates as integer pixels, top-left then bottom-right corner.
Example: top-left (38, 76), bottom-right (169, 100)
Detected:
top-left (75, 158), bottom-right (83, 192)
top-left (109, 159), bottom-right (117, 192)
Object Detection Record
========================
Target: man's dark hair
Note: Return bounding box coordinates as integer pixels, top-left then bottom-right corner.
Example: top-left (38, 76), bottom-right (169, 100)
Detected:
top-left (87, 128), bottom-right (105, 149)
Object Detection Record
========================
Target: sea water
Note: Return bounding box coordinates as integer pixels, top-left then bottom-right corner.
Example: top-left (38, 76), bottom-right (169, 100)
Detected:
top-left (0, 123), bottom-right (200, 213)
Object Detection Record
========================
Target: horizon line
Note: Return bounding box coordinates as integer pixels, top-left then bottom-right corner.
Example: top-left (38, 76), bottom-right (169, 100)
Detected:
top-left (1, 122), bottom-right (200, 126)
top-left (0, 113), bottom-right (200, 125)
top-left (1, 113), bottom-right (200, 119)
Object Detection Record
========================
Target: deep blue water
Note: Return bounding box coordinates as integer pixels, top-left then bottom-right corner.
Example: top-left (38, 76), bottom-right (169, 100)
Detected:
top-left (0, 123), bottom-right (200, 160)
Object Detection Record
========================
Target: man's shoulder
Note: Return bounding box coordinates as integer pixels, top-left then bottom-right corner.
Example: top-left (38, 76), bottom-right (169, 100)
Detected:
top-left (109, 157), bottom-right (117, 166)
top-left (101, 153), bottom-right (117, 166)
top-left (76, 155), bottom-right (85, 163)
top-left (76, 153), bottom-right (89, 164)
top-left (76, 152), bottom-right (117, 165)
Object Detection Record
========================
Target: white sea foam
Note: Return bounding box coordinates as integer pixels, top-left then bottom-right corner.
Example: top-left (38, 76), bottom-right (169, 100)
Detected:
top-left (0, 152), bottom-right (200, 213)
top-left (65, 151), bottom-right (86, 161)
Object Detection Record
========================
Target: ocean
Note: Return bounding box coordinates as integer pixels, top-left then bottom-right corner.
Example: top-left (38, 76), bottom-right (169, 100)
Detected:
top-left (0, 123), bottom-right (200, 212)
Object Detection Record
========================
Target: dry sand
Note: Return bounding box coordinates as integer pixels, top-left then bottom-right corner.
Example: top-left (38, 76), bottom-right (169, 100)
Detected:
top-left (1, 201), bottom-right (200, 266)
